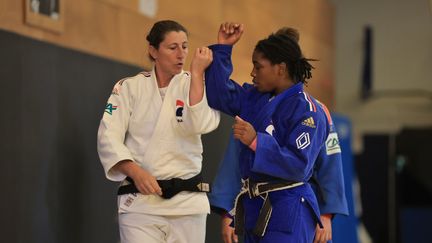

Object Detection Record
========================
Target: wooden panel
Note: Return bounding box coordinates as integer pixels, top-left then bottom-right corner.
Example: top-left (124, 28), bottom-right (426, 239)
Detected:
top-left (93, 0), bottom-right (138, 12)
top-left (0, 0), bottom-right (335, 107)
top-left (222, 0), bottom-right (335, 108)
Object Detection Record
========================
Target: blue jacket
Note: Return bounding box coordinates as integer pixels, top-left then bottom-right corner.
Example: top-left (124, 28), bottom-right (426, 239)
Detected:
top-left (205, 44), bottom-right (331, 232)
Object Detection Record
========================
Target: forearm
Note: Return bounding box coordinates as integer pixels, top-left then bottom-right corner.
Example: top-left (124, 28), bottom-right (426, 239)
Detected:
top-left (189, 72), bottom-right (205, 106)
top-left (112, 159), bottom-right (141, 178)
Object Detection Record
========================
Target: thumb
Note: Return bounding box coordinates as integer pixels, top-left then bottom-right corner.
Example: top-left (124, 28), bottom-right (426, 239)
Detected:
top-left (235, 116), bottom-right (245, 123)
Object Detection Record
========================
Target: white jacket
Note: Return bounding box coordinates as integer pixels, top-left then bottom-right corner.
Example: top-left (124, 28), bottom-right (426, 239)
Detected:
top-left (97, 69), bottom-right (220, 215)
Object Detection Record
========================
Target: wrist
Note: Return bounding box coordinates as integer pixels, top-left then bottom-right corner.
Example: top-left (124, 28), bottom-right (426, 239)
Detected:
top-left (191, 71), bottom-right (204, 79)
top-left (248, 136), bottom-right (257, 151)
top-left (321, 214), bottom-right (333, 220)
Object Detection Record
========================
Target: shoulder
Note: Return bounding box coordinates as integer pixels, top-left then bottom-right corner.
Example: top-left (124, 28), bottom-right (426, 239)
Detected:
top-left (116, 72), bottom-right (147, 86)
top-left (111, 72), bottom-right (147, 96)
top-left (277, 91), bottom-right (311, 117)
top-left (280, 92), bottom-right (328, 125)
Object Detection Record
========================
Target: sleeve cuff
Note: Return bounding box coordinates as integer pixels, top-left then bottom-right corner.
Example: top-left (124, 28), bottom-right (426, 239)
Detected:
top-left (208, 44), bottom-right (233, 53)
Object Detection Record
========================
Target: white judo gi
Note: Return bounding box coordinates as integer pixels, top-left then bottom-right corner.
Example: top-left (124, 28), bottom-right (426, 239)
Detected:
top-left (97, 69), bottom-right (220, 243)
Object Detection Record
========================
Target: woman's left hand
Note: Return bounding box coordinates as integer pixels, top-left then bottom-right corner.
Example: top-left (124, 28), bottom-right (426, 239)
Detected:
top-left (190, 47), bottom-right (213, 76)
top-left (233, 116), bottom-right (257, 146)
top-left (314, 214), bottom-right (333, 243)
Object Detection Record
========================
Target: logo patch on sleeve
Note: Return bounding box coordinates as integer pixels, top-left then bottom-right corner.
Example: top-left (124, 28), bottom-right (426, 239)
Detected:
top-left (302, 117), bottom-right (316, 128)
top-left (326, 132), bottom-right (341, 155)
top-left (105, 103), bottom-right (118, 115)
top-left (296, 132), bottom-right (310, 150)
top-left (175, 99), bottom-right (184, 122)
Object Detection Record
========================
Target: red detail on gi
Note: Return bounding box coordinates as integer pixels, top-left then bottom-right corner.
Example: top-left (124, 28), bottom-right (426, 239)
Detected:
top-left (176, 100), bottom-right (184, 122)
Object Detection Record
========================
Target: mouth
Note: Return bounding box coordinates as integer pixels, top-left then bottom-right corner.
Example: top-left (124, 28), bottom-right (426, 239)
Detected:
top-left (252, 79), bottom-right (259, 87)
top-left (176, 63), bottom-right (184, 68)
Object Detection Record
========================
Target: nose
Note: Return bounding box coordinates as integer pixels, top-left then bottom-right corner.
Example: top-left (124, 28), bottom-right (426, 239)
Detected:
top-left (250, 68), bottom-right (256, 78)
top-left (177, 47), bottom-right (186, 60)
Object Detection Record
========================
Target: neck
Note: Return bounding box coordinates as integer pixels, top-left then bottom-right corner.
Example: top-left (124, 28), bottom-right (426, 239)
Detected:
top-left (154, 65), bottom-right (173, 88)
top-left (274, 79), bottom-right (295, 95)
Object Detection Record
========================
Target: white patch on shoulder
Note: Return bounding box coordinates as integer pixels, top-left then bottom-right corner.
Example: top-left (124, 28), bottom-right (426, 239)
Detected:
top-left (326, 132), bottom-right (341, 155)
top-left (265, 124), bottom-right (275, 136)
top-left (296, 132), bottom-right (310, 150)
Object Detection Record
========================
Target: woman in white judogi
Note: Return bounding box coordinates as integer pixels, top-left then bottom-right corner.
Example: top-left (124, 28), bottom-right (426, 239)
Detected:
top-left (97, 20), bottom-right (220, 243)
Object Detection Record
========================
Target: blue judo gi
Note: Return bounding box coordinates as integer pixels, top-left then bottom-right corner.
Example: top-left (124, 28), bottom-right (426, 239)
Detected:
top-left (205, 44), bottom-right (332, 242)
top-left (209, 120), bottom-right (349, 242)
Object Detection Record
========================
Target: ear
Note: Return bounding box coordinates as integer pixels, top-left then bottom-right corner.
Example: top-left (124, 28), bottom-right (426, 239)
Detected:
top-left (148, 45), bottom-right (158, 60)
top-left (278, 63), bottom-right (288, 77)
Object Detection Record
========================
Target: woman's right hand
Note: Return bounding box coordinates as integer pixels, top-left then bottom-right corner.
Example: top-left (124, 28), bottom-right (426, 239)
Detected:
top-left (218, 22), bottom-right (244, 46)
top-left (190, 46), bottom-right (213, 76)
top-left (114, 160), bottom-right (162, 196)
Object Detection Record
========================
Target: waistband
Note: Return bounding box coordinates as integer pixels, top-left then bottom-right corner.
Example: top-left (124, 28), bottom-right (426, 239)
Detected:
top-left (232, 178), bottom-right (304, 237)
top-left (117, 173), bottom-right (211, 199)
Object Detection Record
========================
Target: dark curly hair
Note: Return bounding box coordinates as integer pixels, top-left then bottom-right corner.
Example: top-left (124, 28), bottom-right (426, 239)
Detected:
top-left (255, 27), bottom-right (316, 84)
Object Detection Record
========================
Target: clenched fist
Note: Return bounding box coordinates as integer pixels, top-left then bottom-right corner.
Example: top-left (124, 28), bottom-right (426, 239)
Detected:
top-left (218, 22), bottom-right (244, 46)
top-left (190, 46), bottom-right (213, 76)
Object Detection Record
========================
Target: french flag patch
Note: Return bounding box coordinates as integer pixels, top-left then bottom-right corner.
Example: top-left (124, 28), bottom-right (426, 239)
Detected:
top-left (176, 99), bottom-right (184, 122)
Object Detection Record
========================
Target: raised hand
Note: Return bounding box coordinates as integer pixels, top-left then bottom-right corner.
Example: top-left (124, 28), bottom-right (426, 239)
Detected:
top-left (218, 22), bottom-right (244, 46)
top-left (190, 46), bottom-right (213, 76)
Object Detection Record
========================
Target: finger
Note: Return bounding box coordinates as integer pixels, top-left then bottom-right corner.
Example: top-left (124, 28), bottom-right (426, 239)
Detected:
top-left (233, 122), bottom-right (246, 129)
top-left (223, 234), bottom-right (231, 243)
top-left (313, 235), bottom-right (319, 243)
top-left (233, 232), bottom-right (238, 243)
top-left (220, 23), bottom-right (225, 32)
top-left (233, 129), bottom-right (242, 134)
top-left (224, 22), bottom-right (230, 34)
top-left (313, 230), bottom-right (321, 243)
top-left (238, 24), bottom-right (245, 35)
top-left (209, 49), bottom-right (213, 59)
top-left (150, 180), bottom-right (162, 195)
top-left (326, 231), bottom-right (332, 241)
top-left (229, 22), bottom-right (235, 34)
top-left (144, 182), bottom-right (156, 194)
top-left (318, 232), bottom-right (325, 243)
top-left (233, 130), bottom-right (244, 137)
top-left (137, 183), bottom-right (150, 195)
top-left (203, 47), bottom-right (210, 56)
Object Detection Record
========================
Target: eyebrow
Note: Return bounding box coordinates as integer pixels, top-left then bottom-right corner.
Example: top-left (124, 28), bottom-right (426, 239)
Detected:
top-left (167, 41), bottom-right (188, 46)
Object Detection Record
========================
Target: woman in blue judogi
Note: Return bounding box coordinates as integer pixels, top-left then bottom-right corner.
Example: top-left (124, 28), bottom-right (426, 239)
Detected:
top-left (210, 117), bottom-right (349, 243)
top-left (202, 22), bottom-right (331, 242)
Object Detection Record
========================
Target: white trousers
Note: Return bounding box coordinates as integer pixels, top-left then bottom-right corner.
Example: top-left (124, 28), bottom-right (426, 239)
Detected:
top-left (118, 213), bottom-right (207, 243)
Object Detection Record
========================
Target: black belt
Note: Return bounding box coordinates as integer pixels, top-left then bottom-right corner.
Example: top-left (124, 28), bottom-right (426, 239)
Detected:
top-left (117, 173), bottom-right (211, 199)
top-left (232, 178), bottom-right (304, 237)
